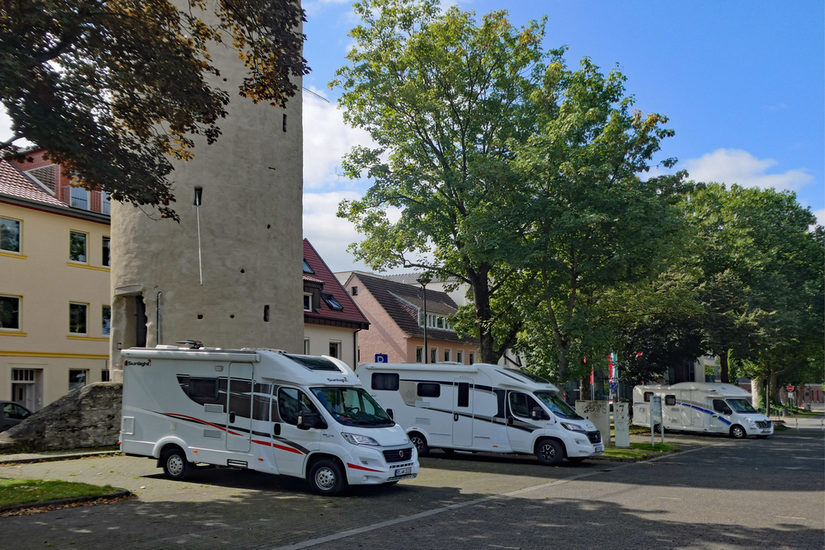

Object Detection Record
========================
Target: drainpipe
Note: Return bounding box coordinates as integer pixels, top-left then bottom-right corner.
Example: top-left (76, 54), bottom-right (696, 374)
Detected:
top-left (156, 291), bottom-right (162, 345)
top-left (353, 329), bottom-right (361, 367)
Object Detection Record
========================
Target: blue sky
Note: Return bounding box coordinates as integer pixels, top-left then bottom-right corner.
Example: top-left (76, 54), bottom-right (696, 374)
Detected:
top-left (301, 0), bottom-right (824, 271)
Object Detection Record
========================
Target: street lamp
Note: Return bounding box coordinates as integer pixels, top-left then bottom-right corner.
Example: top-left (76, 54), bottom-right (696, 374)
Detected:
top-left (417, 273), bottom-right (432, 364)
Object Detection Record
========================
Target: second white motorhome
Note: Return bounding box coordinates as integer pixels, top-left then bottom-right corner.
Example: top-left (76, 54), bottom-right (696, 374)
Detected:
top-left (355, 362), bottom-right (604, 464)
top-left (120, 345), bottom-right (418, 495)
top-left (632, 382), bottom-right (773, 438)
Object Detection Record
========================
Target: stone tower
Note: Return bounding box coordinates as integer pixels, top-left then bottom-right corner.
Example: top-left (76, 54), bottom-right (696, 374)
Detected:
top-left (109, 11), bottom-right (303, 376)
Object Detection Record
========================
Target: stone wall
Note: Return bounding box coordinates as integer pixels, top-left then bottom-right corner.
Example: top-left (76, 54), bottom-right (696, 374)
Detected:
top-left (0, 382), bottom-right (122, 451)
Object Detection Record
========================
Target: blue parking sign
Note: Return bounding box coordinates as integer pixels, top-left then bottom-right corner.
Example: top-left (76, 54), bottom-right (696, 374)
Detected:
top-left (375, 353), bottom-right (388, 363)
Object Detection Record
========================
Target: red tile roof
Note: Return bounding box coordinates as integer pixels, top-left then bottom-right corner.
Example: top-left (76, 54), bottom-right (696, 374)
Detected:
top-left (0, 160), bottom-right (66, 207)
top-left (303, 239), bottom-right (369, 329)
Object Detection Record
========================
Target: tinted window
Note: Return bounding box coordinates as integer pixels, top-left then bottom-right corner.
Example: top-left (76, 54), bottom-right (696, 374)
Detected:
top-left (457, 382), bottom-right (470, 407)
top-left (177, 375), bottom-right (226, 410)
top-left (284, 354), bottom-right (342, 372)
top-left (644, 392), bottom-right (653, 402)
top-left (278, 388), bottom-right (317, 425)
top-left (228, 379), bottom-right (252, 418)
top-left (372, 373), bottom-right (399, 391)
top-left (665, 394), bottom-right (676, 406)
top-left (417, 383), bottom-right (440, 398)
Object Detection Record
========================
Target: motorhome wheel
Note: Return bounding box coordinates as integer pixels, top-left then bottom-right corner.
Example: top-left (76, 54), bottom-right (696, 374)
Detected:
top-left (535, 439), bottom-right (564, 465)
top-left (308, 459), bottom-right (346, 495)
top-left (408, 432), bottom-right (429, 457)
top-left (161, 447), bottom-right (191, 480)
top-left (729, 425), bottom-right (747, 439)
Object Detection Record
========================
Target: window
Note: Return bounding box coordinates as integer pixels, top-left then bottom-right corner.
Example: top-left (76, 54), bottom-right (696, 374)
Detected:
top-left (372, 373), bottom-right (399, 391)
top-left (102, 236), bottom-right (110, 266)
top-left (252, 383), bottom-right (272, 421)
top-left (436, 316), bottom-right (444, 329)
top-left (457, 351), bottom-right (463, 364)
top-left (328, 341), bottom-right (341, 358)
top-left (443, 349), bottom-right (451, 362)
top-left (101, 192), bottom-right (111, 215)
top-left (68, 369), bottom-right (87, 392)
top-left (415, 347), bottom-right (423, 362)
top-left (303, 338), bottom-right (310, 354)
top-left (713, 399), bottom-right (732, 415)
top-left (468, 353), bottom-right (475, 364)
top-left (278, 387), bottom-right (317, 425)
top-left (2, 402), bottom-right (30, 420)
top-left (509, 392), bottom-right (542, 418)
top-left (69, 231), bottom-right (87, 262)
top-left (0, 296), bottom-right (20, 329)
top-left (303, 293), bottom-right (312, 312)
top-left (70, 186), bottom-right (88, 209)
top-left (69, 303), bottom-right (88, 334)
top-left (322, 293), bottom-right (343, 311)
top-left (430, 348), bottom-right (437, 364)
top-left (177, 375), bottom-right (225, 408)
top-left (643, 391), bottom-right (653, 402)
top-left (457, 382), bottom-right (470, 407)
top-left (0, 217), bottom-right (20, 253)
top-left (228, 378), bottom-right (253, 418)
top-left (417, 383), bottom-right (440, 398)
top-left (102, 305), bottom-right (111, 335)
top-left (101, 369), bottom-right (110, 382)
top-left (665, 394), bottom-right (676, 406)
top-left (351, 286), bottom-right (358, 296)
top-left (302, 259), bottom-right (314, 274)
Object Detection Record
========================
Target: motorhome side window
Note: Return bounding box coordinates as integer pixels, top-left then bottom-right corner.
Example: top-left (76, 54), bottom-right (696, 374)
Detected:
top-left (643, 392), bottom-right (653, 402)
top-left (665, 394), bottom-right (676, 406)
top-left (228, 379), bottom-right (253, 418)
top-left (713, 399), bottom-right (731, 415)
top-left (372, 373), bottom-right (399, 391)
top-left (252, 383), bottom-right (272, 421)
top-left (177, 375), bottom-right (225, 409)
top-left (457, 382), bottom-right (470, 407)
top-left (278, 387), bottom-right (317, 425)
top-left (417, 383), bottom-right (440, 398)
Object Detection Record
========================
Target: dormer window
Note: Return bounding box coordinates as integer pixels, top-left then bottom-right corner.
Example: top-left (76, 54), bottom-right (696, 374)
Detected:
top-left (303, 293), bottom-right (313, 312)
top-left (303, 259), bottom-right (315, 274)
top-left (322, 293), bottom-right (343, 311)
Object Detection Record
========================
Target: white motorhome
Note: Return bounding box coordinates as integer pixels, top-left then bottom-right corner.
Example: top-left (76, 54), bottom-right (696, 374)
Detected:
top-left (355, 362), bottom-right (604, 464)
top-left (632, 382), bottom-right (773, 439)
top-left (120, 345), bottom-right (418, 495)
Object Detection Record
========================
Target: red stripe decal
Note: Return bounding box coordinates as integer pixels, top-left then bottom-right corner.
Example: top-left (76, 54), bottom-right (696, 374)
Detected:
top-left (251, 439), bottom-right (304, 455)
top-left (346, 463), bottom-right (384, 473)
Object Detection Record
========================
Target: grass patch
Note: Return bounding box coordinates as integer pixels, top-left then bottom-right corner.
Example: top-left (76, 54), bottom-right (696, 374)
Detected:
top-left (0, 479), bottom-right (119, 508)
top-left (602, 441), bottom-right (679, 460)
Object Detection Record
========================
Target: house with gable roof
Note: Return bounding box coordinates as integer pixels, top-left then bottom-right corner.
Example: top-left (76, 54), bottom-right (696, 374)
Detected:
top-left (303, 239), bottom-right (369, 367)
top-left (0, 158), bottom-right (110, 412)
top-left (342, 271), bottom-right (479, 365)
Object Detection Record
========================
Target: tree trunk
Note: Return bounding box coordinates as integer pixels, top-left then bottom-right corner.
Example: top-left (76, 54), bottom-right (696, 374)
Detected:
top-left (469, 264), bottom-right (498, 364)
top-left (719, 349), bottom-right (730, 383)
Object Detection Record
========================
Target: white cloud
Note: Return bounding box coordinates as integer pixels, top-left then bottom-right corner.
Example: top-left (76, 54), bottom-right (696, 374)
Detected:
top-left (302, 89), bottom-right (375, 190)
top-left (683, 148), bottom-right (813, 192)
top-left (814, 209), bottom-right (825, 228)
top-left (303, 190), bottom-right (370, 272)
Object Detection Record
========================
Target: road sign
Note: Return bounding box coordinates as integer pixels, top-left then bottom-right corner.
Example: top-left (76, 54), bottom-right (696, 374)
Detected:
top-left (786, 385), bottom-right (795, 392)
top-left (375, 353), bottom-right (388, 363)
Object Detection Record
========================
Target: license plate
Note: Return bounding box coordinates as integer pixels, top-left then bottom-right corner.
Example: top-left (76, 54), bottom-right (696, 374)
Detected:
top-left (394, 467), bottom-right (411, 477)
top-left (594, 444), bottom-right (604, 453)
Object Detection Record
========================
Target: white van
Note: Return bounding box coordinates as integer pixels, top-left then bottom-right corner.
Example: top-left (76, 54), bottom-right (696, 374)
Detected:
top-left (120, 345), bottom-right (418, 495)
top-left (355, 362), bottom-right (604, 464)
top-left (632, 382), bottom-right (773, 439)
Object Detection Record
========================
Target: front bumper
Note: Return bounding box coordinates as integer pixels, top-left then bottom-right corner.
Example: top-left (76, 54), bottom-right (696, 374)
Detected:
top-left (343, 445), bottom-right (419, 485)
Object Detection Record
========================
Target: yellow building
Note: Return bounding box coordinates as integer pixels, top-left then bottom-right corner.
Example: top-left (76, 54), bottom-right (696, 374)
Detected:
top-left (0, 160), bottom-right (110, 411)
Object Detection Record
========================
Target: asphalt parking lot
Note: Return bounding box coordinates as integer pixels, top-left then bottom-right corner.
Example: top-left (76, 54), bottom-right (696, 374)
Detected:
top-left (1, 426), bottom-right (822, 549)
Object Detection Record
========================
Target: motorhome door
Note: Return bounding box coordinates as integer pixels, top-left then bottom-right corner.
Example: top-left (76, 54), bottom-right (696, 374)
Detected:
top-left (226, 363), bottom-right (253, 452)
top-left (452, 378), bottom-right (473, 447)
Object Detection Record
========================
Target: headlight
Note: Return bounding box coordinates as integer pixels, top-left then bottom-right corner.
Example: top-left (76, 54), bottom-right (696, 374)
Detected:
top-left (561, 422), bottom-right (587, 433)
top-left (745, 418), bottom-right (756, 425)
top-left (341, 432), bottom-right (379, 446)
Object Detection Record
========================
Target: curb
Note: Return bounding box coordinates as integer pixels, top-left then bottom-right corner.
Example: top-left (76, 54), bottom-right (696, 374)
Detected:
top-left (0, 450), bottom-right (121, 465)
top-left (0, 489), bottom-right (132, 516)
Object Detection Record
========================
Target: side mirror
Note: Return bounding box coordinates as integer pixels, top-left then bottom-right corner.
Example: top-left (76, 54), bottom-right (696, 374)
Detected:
top-left (386, 408), bottom-right (394, 420)
top-left (297, 411), bottom-right (327, 430)
top-left (724, 407), bottom-right (732, 416)
top-left (530, 407), bottom-right (546, 421)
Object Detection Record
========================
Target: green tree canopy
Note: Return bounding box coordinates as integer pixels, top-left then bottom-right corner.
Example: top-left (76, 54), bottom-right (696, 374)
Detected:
top-left (0, 0), bottom-right (307, 219)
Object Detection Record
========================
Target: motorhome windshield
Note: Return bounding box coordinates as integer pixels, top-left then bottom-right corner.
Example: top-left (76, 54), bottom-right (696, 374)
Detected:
top-left (534, 391), bottom-right (582, 420)
top-left (727, 398), bottom-right (758, 414)
top-left (311, 387), bottom-right (394, 427)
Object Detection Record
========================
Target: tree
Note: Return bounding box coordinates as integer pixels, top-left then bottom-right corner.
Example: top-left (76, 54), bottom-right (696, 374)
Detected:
top-left (684, 183), bottom-right (824, 390)
top-left (0, 0), bottom-right (307, 219)
top-left (509, 57), bottom-right (687, 383)
top-left (334, 0), bottom-right (547, 362)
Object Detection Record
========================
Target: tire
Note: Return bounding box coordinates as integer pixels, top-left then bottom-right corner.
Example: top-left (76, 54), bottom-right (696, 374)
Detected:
top-left (729, 425), bottom-right (747, 439)
top-left (161, 447), bottom-right (191, 480)
top-left (535, 438), bottom-right (564, 465)
top-left (408, 432), bottom-right (429, 457)
top-left (307, 459), bottom-right (347, 496)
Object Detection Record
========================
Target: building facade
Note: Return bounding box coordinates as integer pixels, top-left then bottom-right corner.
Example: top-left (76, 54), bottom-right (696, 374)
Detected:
top-left (343, 272), bottom-right (479, 365)
top-left (0, 160), bottom-right (110, 411)
top-left (302, 240), bottom-right (369, 367)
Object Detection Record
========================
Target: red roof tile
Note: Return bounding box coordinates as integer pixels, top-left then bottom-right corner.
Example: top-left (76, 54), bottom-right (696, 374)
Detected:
top-left (0, 160), bottom-right (66, 207)
top-left (303, 239), bottom-right (369, 329)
